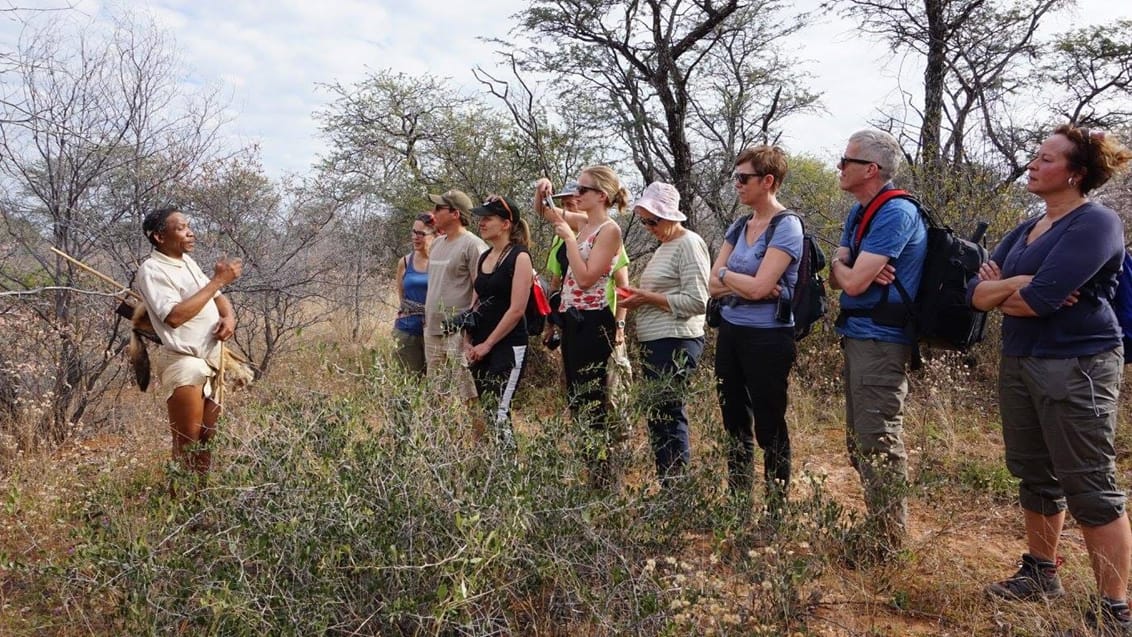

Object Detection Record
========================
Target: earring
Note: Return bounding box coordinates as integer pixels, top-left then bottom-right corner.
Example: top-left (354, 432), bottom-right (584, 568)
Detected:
top-left (1068, 177), bottom-right (1076, 186)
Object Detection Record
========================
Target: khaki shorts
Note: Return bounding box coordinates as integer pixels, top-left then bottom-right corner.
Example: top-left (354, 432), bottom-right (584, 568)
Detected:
top-left (1000, 350), bottom-right (1125, 526)
top-left (424, 333), bottom-right (478, 400)
top-left (151, 347), bottom-right (218, 402)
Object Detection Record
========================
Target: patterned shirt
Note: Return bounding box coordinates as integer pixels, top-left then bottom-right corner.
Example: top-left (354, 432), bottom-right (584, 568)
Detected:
top-left (561, 220), bottom-right (618, 312)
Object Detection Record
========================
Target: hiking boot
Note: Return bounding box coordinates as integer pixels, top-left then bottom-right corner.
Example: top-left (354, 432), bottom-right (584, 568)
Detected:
top-left (985, 553), bottom-right (1065, 601)
top-left (1086, 598), bottom-right (1132, 636)
top-left (1060, 597), bottom-right (1132, 636)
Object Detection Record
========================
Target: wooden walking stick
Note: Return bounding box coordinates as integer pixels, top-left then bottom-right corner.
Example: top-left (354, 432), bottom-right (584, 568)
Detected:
top-left (51, 245), bottom-right (251, 365)
top-left (215, 342), bottom-right (226, 408)
top-left (49, 246), bottom-right (141, 301)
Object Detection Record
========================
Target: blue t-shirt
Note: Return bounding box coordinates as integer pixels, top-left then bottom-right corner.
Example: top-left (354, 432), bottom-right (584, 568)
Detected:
top-left (394, 255), bottom-right (428, 336)
top-left (721, 213), bottom-right (803, 328)
top-left (970, 201), bottom-right (1123, 358)
top-left (836, 189), bottom-right (927, 344)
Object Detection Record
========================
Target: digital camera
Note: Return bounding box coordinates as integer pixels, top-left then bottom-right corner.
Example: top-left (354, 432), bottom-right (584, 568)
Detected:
top-left (442, 308), bottom-right (478, 335)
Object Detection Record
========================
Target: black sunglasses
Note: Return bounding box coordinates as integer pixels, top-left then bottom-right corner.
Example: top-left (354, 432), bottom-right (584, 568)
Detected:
top-left (639, 216), bottom-right (661, 227)
top-left (732, 171), bottom-right (764, 185)
top-left (838, 156), bottom-right (881, 170)
top-left (433, 204), bottom-right (454, 213)
top-left (411, 229), bottom-right (431, 237)
top-left (574, 184), bottom-right (602, 196)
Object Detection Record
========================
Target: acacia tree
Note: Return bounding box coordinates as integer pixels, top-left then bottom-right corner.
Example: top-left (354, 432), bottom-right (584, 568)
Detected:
top-left (828, 0), bottom-right (1068, 193)
top-left (0, 13), bottom-right (224, 440)
top-left (830, 1), bottom-right (1132, 190)
top-left (314, 70), bottom-right (577, 298)
top-left (981, 19), bottom-right (1132, 183)
top-left (176, 153), bottom-right (344, 377)
top-left (504, 0), bottom-right (819, 231)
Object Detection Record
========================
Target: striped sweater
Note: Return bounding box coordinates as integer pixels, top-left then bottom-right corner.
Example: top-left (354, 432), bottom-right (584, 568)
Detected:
top-left (634, 231), bottom-right (711, 342)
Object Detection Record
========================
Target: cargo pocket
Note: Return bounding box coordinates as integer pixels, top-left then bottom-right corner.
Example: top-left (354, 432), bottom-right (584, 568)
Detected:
top-left (856, 372), bottom-right (908, 443)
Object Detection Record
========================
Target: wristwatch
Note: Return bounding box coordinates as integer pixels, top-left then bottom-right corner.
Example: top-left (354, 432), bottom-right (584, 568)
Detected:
top-left (717, 267), bottom-right (728, 283)
top-left (616, 319), bottom-right (626, 329)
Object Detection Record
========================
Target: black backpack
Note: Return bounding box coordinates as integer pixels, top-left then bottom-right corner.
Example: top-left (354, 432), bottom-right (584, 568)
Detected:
top-left (1113, 251), bottom-right (1132, 364)
top-left (768, 213), bottom-right (829, 340)
top-left (719, 211), bottom-right (829, 340)
top-left (849, 189), bottom-right (989, 361)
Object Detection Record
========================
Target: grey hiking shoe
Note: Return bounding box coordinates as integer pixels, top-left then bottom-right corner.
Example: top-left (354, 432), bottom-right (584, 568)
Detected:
top-left (985, 553), bottom-right (1065, 601)
top-left (1060, 597), bottom-right (1132, 636)
top-left (1087, 598), bottom-right (1132, 636)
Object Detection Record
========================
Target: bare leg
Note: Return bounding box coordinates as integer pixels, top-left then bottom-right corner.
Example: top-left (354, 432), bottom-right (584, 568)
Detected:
top-left (1024, 508), bottom-right (1065, 562)
top-left (197, 396), bottom-right (222, 474)
top-left (167, 384), bottom-right (207, 475)
top-left (1081, 514), bottom-right (1132, 601)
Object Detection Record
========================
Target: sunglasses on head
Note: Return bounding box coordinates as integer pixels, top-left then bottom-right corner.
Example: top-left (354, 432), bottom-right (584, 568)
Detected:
top-left (732, 171), bottom-right (764, 185)
top-left (484, 195), bottom-right (513, 222)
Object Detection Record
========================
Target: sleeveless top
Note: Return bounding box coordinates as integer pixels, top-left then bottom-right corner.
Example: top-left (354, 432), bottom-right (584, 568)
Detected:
top-left (561, 220), bottom-right (617, 312)
top-left (395, 253), bottom-right (428, 336)
top-left (470, 244), bottom-right (529, 348)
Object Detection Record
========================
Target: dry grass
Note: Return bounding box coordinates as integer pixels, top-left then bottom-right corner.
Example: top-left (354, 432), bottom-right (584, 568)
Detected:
top-left (2, 316), bottom-right (1132, 636)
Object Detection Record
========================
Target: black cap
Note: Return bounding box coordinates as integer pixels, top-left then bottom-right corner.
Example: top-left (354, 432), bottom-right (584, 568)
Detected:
top-left (471, 195), bottom-right (521, 224)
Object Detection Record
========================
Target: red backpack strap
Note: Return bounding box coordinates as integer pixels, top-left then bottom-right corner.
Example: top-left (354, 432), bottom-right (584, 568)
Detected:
top-left (531, 272), bottom-right (552, 315)
top-left (853, 188), bottom-right (910, 248)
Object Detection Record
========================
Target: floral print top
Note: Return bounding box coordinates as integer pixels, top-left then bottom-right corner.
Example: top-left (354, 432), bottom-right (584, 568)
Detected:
top-left (561, 220), bottom-right (617, 311)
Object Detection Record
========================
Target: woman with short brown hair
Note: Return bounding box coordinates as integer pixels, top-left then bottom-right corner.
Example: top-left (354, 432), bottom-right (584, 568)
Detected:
top-left (972, 125), bottom-right (1132, 634)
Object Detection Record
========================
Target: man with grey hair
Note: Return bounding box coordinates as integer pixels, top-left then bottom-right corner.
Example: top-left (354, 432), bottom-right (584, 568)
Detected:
top-left (423, 189), bottom-right (487, 402)
top-left (828, 129), bottom-right (927, 563)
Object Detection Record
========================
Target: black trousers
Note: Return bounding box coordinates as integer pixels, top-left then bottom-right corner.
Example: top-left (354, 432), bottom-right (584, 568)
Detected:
top-left (714, 321), bottom-right (797, 498)
top-left (561, 307), bottom-right (616, 431)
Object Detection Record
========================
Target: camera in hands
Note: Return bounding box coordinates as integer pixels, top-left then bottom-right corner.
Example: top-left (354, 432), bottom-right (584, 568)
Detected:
top-left (442, 308), bottom-right (478, 335)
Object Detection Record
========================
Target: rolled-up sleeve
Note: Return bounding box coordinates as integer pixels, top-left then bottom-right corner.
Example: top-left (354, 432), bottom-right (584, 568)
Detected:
top-left (1018, 213), bottom-right (1123, 316)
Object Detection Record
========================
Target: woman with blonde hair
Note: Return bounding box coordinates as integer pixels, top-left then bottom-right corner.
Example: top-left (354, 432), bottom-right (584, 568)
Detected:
top-left (535, 167), bottom-right (631, 489)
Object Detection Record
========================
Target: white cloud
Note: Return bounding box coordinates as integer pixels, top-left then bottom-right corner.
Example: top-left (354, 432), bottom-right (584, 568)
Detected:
top-left (0, 0), bottom-right (1126, 179)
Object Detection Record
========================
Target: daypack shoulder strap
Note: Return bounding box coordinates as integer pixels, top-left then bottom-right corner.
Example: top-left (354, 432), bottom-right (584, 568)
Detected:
top-left (853, 188), bottom-right (916, 249)
top-left (765, 211), bottom-right (802, 280)
top-left (764, 210), bottom-right (801, 246)
top-left (725, 213), bottom-right (753, 246)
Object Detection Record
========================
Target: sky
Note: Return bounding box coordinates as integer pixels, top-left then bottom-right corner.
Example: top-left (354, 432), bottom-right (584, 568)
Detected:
top-left (3, 0), bottom-right (1129, 180)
